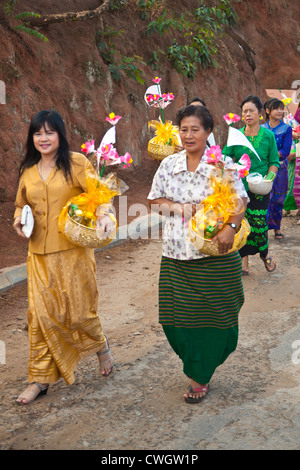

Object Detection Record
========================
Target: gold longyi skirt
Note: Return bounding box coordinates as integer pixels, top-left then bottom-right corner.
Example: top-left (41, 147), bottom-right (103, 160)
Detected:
top-left (26, 247), bottom-right (106, 385)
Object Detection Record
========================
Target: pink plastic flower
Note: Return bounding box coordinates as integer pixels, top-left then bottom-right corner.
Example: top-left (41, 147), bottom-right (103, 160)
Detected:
top-left (120, 152), bottom-right (133, 167)
top-left (238, 154), bottom-right (251, 178)
top-left (205, 145), bottom-right (223, 164)
top-left (227, 153), bottom-right (251, 179)
top-left (162, 93), bottom-right (174, 101)
top-left (105, 112), bottom-right (122, 126)
top-left (81, 139), bottom-right (95, 155)
top-left (98, 143), bottom-right (118, 161)
top-left (223, 113), bottom-right (241, 125)
top-left (294, 125), bottom-right (300, 133)
top-left (152, 77), bottom-right (162, 84)
top-left (239, 153), bottom-right (251, 169)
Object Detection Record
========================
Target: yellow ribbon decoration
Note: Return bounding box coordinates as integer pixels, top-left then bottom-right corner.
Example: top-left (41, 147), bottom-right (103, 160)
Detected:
top-left (191, 172), bottom-right (244, 237)
top-left (148, 119), bottom-right (181, 146)
top-left (58, 172), bottom-right (120, 232)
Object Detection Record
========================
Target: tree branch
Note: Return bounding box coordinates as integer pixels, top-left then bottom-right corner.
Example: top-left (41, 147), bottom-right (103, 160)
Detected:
top-left (226, 27), bottom-right (256, 72)
top-left (25, 0), bottom-right (111, 27)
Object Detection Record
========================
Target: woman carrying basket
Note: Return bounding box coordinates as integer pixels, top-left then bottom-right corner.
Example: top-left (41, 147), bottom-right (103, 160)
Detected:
top-left (148, 105), bottom-right (248, 403)
top-left (13, 110), bottom-right (114, 405)
top-left (225, 95), bottom-right (280, 275)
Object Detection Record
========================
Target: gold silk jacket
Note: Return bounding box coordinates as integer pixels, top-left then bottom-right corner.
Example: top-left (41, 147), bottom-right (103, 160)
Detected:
top-left (14, 152), bottom-right (95, 255)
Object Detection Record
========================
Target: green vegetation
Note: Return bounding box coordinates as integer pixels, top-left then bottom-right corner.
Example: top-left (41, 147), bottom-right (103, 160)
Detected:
top-left (3, 0), bottom-right (238, 82)
top-left (3, 1), bottom-right (48, 41)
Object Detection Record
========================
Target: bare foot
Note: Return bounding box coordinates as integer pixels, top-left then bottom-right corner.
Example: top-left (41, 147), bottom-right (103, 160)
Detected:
top-left (97, 337), bottom-right (114, 376)
top-left (16, 382), bottom-right (49, 405)
top-left (242, 256), bottom-right (249, 275)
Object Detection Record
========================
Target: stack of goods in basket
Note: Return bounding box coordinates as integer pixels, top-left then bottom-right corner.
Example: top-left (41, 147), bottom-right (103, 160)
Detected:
top-left (189, 145), bottom-right (251, 256)
top-left (58, 113), bottom-right (131, 248)
top-left (145, 77), bottom-right (181, 160)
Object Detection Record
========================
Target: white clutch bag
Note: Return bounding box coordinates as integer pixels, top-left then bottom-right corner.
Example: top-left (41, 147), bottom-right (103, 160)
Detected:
top-left (21, 205), bottom-right (34, 238)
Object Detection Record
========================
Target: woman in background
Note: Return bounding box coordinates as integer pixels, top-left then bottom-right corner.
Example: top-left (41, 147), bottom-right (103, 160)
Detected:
top-left (261, 98), bottom-right (292, 239)
top-left (225, 95), bottom-right (279, 275)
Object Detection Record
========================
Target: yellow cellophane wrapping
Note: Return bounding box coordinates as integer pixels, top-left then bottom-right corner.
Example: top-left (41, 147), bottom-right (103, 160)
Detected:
top-left (189, 170), bottom-right (250, 256)
top-left (147, 119), bottom-right (180, 161)
top-left (58, 172), bottom-right (120, 249)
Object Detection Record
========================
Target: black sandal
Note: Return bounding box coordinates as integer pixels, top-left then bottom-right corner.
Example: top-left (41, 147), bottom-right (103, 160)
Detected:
top-left (261, 255), bottom-right (276, 272)
top-left (184, 384), bottom-right (209, 404)
top-left (275, 233), bottom-right (284, 240)
top-left (16, 382), bottom-right (49, 405)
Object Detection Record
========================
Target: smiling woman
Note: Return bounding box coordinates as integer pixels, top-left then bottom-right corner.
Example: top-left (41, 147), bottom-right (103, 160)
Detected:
top-left (13, 110), bottom-right (114, 405)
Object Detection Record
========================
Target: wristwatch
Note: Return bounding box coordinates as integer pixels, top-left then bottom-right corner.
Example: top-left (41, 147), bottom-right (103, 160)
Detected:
top-left (226, 223), bottom-right (237, 232)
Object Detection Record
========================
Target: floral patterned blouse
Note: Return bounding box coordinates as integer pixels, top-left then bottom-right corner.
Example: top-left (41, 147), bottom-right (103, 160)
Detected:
top-left (148, 150), bottom-right (249, 260)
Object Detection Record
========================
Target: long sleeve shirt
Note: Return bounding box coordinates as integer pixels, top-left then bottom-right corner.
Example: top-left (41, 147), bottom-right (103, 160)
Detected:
top-left (261, 120), bottom-right (293, 160)
top-left (14, 152), bottom-right (95, 255)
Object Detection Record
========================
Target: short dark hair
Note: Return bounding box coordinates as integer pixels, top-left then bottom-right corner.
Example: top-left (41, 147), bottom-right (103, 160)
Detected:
top-left (264, 98), bottom-right (284, 120)
top-left (176, 105), bottom-right (214, 132)
top-left (187, 96), bottom-right (206, 107)
top-left (240, 95), bottom-right (263, 112)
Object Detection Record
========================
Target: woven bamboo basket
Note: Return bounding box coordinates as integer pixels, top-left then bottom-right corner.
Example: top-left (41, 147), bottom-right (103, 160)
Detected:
top-left (147, 140), bottom-right (176, 161)
top-left (63, 214), bottom-right (117, 249)
top-left (189, 218), bottom-right (251, 256)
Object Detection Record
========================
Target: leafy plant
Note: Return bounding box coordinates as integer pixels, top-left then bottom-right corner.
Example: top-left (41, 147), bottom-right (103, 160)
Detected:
top-left (119, 55), bottom-right (146, 84)
top-left (3, 1), bottom-right (48, 41)
top-left (96, 28), bottom-right (146, 84)
top-left (109, 0), bottom-right (128, 10)
top-left (146, 1), bottom-right (236, 79)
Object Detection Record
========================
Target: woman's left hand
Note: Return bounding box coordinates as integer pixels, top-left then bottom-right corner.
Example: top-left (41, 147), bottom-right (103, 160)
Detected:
top-left (211, 225), bottom-right (236, 255)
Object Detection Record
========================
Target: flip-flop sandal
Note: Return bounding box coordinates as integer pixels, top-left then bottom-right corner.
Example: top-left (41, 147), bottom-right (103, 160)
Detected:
top-left (184, 384), bottom-right (209, 404)
top-left (262, 256), bottom-right (276, 272)
top-left (242, 270), bottom-right (249, 276)
top-left (275, 233), bottom-right (284, 239)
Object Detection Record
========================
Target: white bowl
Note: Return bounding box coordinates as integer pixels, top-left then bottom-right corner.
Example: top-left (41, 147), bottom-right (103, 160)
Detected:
top-left (246, 173), bottom-right (273, 195)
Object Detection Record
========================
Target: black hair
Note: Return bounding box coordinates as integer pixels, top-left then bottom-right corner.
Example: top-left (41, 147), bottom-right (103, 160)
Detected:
top-left (187, 96), bottom-right (206, 107)
top-left (264, 98), bottom-right (284, 121)
top-left (19, 110), bottom-right (72, 182)
top-left (176, 105), bottom-right (214, 133)
top-left (240, 95), bottom-right (263, 112)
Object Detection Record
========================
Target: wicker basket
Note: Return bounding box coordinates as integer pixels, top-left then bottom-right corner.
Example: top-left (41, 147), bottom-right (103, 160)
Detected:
top-left (147, 140), bottom-right (176, 161)
top-left (189, 218), bottom-right (251, 256)
top-left (246, 174), bottom-right (273, 195)
top-left (63, 214), bottom-right (117, 249)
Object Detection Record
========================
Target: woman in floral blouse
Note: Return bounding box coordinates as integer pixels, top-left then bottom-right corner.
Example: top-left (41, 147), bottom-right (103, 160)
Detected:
top-left (148, 105), bottom-right (248, 403)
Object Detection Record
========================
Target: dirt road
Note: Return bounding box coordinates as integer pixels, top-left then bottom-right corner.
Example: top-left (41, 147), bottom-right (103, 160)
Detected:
top-left (0, 216), bottom-right (300, 450)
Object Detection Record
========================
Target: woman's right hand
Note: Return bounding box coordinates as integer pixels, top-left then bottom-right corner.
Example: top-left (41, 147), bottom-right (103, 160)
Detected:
top-left (13, 218), bottom-right (27, 239)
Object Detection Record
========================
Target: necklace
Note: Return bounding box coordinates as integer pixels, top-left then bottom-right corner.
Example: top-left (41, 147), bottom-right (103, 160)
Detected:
top-left (37, 159), bottom-right (56, 182)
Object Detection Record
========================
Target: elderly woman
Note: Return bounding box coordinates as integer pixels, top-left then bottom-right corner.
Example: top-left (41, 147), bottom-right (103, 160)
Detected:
top-left (148, 105), bottom-right (248, 403)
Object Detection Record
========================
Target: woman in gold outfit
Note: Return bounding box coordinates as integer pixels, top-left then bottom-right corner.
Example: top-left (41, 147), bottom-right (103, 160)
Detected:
top-left (13, 110), bottom-right (114, 404)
